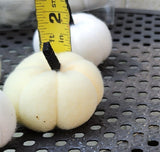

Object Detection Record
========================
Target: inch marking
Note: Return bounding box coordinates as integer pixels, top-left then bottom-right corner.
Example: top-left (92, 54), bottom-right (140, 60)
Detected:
top-left (35, 0), bottom-right (71, 53)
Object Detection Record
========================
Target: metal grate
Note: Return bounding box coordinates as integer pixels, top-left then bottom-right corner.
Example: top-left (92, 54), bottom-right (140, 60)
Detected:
top-left (0, 9), bottom-right (160, 152)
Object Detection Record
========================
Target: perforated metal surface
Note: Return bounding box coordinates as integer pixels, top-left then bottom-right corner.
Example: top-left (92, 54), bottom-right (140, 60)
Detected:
top-left (0, 9), bottom-right (160, 152)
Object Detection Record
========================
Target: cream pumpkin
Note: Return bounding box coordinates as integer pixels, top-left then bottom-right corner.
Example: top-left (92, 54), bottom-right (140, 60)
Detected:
top-left (3, 51), bottom-right (104, 132)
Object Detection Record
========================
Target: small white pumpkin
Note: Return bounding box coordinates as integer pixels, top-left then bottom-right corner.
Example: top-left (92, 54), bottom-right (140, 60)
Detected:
top-left (33, 13), bottom-right (112, 66)
top-left (3, 49), bottom-right (104, 132)
top-left (0, 90), bottom-right (16, 148)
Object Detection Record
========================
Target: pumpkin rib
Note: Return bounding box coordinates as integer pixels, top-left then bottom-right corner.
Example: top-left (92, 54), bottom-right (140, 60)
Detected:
top-left (59, 59), bottom-right (104, 103)
top-left (3, 67), bottom-right (49, 122)
top-left (76, 70), bottom-right (103, 104)
top-left (56, 70), bottom-right (98, 130)
top-left (19, 71), bottom-right (57, 132)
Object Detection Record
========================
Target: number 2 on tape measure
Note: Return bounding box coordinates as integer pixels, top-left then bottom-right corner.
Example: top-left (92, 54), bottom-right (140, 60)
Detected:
top-left (49, 13), bottom-right (61, 23)
top-left (35, 0), bottom-right (71, 53)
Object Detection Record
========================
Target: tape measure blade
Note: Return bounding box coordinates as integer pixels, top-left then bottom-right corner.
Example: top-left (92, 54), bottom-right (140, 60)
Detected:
top-left (35, 0), bottom-right (72, 53)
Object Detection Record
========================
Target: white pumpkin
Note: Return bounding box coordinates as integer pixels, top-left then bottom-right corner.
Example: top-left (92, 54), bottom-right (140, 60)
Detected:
top-left (3, 51), bottom-right (104, 132)
top-left (0, 90), bottom-right (16, 148)
top-left (33, 13), bottom-right (112, 66)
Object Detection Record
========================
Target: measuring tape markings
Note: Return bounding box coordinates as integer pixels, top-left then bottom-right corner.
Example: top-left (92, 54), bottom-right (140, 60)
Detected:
top-left (35, 0), bottom-right (71, 53)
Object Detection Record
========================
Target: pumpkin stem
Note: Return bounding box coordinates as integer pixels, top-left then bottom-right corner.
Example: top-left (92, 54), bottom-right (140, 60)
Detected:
top-left (43, 42), bottom-right (61, 71)
top-left (66, 0), bottom-right (74, 25)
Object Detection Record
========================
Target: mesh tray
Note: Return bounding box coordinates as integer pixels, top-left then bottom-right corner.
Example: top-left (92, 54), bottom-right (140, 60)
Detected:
top-left (0, 8), bottom-right (160, 152)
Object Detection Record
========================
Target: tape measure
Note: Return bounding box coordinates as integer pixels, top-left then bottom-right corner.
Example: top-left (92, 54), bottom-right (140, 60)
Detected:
top-left (35, 0), bottom-right (72, 53)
